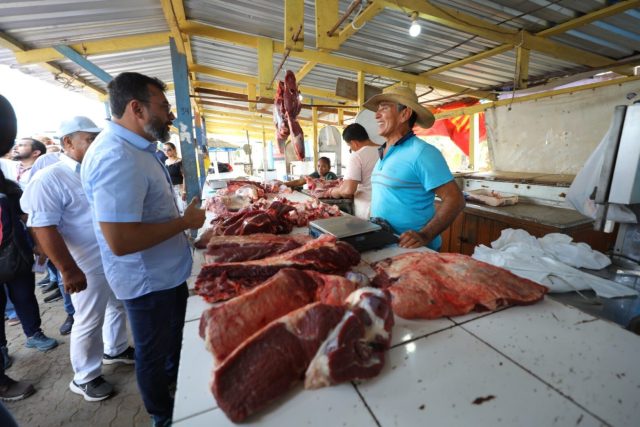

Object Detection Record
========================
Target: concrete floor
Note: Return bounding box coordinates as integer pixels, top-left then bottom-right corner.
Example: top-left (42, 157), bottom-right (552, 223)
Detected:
top-left (3, 274), bottom-right (149, 427)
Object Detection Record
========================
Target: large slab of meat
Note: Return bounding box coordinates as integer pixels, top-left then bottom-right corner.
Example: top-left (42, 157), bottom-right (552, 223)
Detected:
top-left (204, 233), bottom-right (312, 263)
top-left (211, 287), bottom-right (393, 423)
top-left (372, 252), bottom-right (548, 319)
top-left (195, 235), bottom-right (361, 302)
top-left (210, 200), bottom-right (295, 236)
top-left (199, 268), bottom-right (359, 363)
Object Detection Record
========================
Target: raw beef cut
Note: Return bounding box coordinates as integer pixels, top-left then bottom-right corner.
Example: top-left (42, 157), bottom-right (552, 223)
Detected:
top-left (210, 200), bottom-right (295, 236)
top-left (204, 233), bottom-right (312, 263)
top-left (199, 268), bottom-right (359, 362)
top-left (211, 302), bottom-right (346, 423)
top-left (372, 252), bottom-right (548, 319)
top-left (305, 288), bottom-right (394, 389)
top-left (195, 235), bottom-right (361, 302)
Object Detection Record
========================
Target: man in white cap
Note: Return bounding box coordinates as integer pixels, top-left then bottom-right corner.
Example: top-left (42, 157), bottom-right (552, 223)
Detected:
top-left (21, 116), bottom-right (134, 402)
top-left (363, 86), bottom-right (465, 250)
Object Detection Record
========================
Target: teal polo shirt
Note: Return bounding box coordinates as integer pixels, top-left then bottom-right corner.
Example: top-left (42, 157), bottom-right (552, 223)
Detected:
top-left (370, 131), bottom-right (454, 250)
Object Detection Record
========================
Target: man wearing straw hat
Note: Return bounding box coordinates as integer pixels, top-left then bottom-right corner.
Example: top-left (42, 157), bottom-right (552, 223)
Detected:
top-left (363, 86), bottom-right (465, 250)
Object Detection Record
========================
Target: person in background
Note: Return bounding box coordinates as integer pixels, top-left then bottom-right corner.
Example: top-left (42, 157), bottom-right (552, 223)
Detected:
top-left (6, 138), bottom-right (46, 189)
top-left (285, 156), bottom-right (338, 188)
top-left (81, 72), bottom-right (205, 426)
top-left (163, 142), bottom-right (185, 214)
top-left (33, 135), bottom-right (54, 147)
top-left (363, 86), bottom-right (465, 250)
top-left (154, 143), bottom-right (168, 164)
top-left (28, 149), bottom-right (74, 330)
top-left (0, 164), bottom-right (58, 395)
top-left (320, 123), bottom-right (379, 219)
top-left (0, 94), bottom-right (37, 403)
top-left (22, 116), bottom-right (133, 402)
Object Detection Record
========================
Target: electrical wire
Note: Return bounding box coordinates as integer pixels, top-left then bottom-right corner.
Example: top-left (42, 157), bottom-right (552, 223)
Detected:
top-left (369, 0), bottom-right (565, 87)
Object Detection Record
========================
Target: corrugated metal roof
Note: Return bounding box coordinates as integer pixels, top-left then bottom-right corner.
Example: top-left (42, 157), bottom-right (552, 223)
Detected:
top-left (0, 0), bottom-right (638, 132)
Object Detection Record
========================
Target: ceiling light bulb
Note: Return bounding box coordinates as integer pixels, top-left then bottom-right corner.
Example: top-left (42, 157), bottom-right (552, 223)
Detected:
top-left (409, 12), bottom-right (421, 37)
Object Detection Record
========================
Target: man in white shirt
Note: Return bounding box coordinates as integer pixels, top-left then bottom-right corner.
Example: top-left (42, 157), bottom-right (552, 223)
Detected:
top-left (21, 117), bottom-right (133, 402)
top-left (321, 123), bottom-right (380, 219)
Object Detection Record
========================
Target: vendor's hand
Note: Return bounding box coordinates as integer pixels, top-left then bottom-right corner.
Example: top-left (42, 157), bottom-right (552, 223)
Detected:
top-left (183, 197), bottom-right (206, 230)
top-left (61, 266), bottom-right (87, 294)
top-left (321, 189), bottom-right (333, 198)
top-left (181, 190), bottom-right (187, 201)
top-left (398, 230), bottom-right (430, 249)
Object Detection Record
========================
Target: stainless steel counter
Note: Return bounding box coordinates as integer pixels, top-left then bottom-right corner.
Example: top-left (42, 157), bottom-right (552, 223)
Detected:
top-left (464, 201), bottom-right (593, 229)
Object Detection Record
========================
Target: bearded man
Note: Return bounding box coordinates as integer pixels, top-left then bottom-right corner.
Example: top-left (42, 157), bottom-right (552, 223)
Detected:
top-left (80, 72), bottom-right (205, 426)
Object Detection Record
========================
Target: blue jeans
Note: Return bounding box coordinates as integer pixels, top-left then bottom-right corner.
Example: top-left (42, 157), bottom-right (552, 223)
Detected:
top-left (123, 283), bottom-right (188, 423)
top-left (3, 286), bottom-right (16, 319)
top-left (0, 272), bottom-right (42, 345)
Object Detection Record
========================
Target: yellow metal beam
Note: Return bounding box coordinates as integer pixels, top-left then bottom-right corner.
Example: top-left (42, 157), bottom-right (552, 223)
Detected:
top-left (435, 75), bottom-right (640, 119)
top-left (357, 71), bottom-right (365, 111)
top-left (312, 106), bottom-right (319, 165)
top-left (191, 81), bottom-right (248, 94)
top-left (257, 38), bottom-right (274, 97)
top-left (247, 83), bottom-right (257, 112)
top-left (338, 2), bottom-right (385, 46)
top-left (516, 47), bottom-right (530, 89)
top-left (537, 0), bottom-right (640, 37)
top-left (285, 0), bottom-right (305, 51)
top-left (296, 61), bottom-right (317, 82)
top-left (420, 1), bottom-right (639, 78)
top-left (421, 45), bottom-right (512, 76)
top-left (161, 0), bottom-right (186, 54)
top-left (182, 21), bottom-right (493, 99)
top-left (0, 30), bottom-right (106, 96)
top-left (315, 0), bottom-right (340, 50)
top-left (190, 64), bottom-right (257, 84)
top-left (273, 42), bottom-right (495, 99)
top-left (380, 0), bottom-right (615, 68)
top-left (12, 32), bottom-right (170, 65)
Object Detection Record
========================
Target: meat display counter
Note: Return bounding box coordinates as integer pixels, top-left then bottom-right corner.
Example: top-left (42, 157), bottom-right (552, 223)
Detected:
top-left (174, 191), bottom-right (640, 426)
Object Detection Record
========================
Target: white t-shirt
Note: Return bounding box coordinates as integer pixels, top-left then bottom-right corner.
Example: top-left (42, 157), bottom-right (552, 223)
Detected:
top-left (343, 145), bottom-right (379, 219)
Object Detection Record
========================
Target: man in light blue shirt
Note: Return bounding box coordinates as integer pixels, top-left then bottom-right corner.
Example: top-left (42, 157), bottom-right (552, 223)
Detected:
top-left (364, 86), bottom-right (465, 250)
top-left (22, 116), bottom-right (133, 402)
top-left (81, 72), bottom-right (205, 426)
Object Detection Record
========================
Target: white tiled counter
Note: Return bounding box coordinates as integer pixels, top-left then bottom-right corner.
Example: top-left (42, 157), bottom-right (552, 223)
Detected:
top-left (177, 254), bottom-right (640, 426)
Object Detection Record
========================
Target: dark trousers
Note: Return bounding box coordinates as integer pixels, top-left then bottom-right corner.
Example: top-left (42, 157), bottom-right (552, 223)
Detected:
top-left (123, 282), bottom-right (188, 423)
top-left (0, 272), bottom-right (42, 346)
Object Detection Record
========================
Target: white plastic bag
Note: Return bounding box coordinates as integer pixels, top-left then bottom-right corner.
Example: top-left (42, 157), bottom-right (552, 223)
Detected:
top-left (566, 127), bottom-right (637, 223)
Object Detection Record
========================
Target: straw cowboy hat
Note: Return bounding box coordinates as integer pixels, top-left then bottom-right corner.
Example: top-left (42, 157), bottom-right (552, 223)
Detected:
top-left (363, 86), bottom-right (435, 129)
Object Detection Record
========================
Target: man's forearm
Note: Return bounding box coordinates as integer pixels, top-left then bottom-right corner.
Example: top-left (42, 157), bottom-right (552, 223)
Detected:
top-left (99, 217), bottom-right (188, 256)
top-left (31, 226), bottom-right (79, 274)
top-left (419, 186), bottom-right (465, 242)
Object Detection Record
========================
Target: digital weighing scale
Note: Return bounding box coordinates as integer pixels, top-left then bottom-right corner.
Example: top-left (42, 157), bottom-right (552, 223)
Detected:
top-left (308, 216), bottom-right (398, 252)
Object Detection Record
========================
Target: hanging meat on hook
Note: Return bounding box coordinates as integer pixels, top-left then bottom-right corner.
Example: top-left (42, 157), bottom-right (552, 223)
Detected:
top-left (273, 81), bottom-right (289, 155)
top-left (272, 70), bottom-right (305, 161)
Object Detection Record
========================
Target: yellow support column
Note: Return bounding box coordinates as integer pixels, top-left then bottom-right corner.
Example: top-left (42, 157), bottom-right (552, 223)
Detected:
top-left (516, 46), bottom-right (530, 89)
top-left (258, 38), bottom-right (274, 98)
top-left (247, 83), bottom-right (257, 112)
top-left (284, 0), bottom-right (305, 51)
top-left (312, 106), bottom-right (319, 166)
top-left (338, 109), bottom-right (344, 126)
top-left (468, 113), bottom-right (479, 171)
top-left (315, 0), bottom-right (339, 50)
top-left (357, 71), bottom-right (365, 111)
